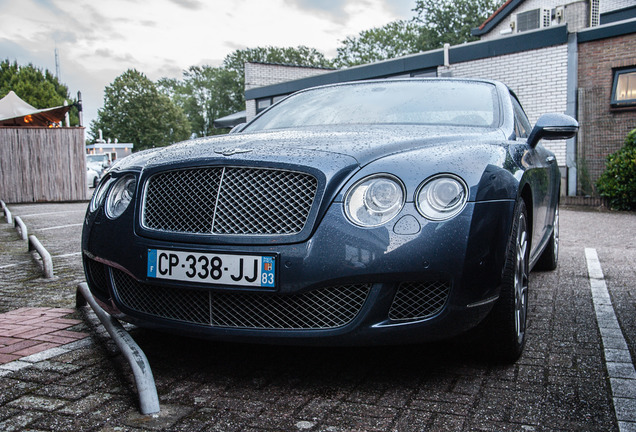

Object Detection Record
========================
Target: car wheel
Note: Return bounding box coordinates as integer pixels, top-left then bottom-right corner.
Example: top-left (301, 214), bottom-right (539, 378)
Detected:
top-left (93, 177), bottom-right (98, 188)
top-left (486, 198), bottom-right (529, 362)
top-left (535, 205), bottom-right (559, 271)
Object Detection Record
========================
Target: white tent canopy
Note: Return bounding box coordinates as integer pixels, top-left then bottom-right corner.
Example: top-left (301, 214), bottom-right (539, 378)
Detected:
top-left (0, 90), bottom-right (73, 127)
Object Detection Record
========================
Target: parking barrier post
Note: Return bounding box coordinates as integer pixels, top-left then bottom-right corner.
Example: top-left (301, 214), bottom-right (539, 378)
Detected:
top-left (1, 200), bottom-right (12, 224)
top-left (76, 283), bottom-right (160, 415)
top-left (28, 235), bottom-right (54, 278)
top-left (14, 216), bottom-right (28, 241)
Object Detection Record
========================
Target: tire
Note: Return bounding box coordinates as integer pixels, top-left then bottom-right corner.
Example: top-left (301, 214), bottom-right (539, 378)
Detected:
top-left (485, 198), bottom-right (530, 362)
top-left (535, 205), bottom-right (559, 271)
top-left (93, 177), bottom-right (99, 188)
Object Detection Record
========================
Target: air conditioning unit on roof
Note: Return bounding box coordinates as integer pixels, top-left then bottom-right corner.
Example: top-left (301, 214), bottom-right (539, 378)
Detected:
top-left (514, 8), bottom-right (552, 33)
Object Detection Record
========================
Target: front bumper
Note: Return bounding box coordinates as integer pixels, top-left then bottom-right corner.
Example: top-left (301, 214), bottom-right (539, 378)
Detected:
top-left (82, 199), bottom-right (514, 345)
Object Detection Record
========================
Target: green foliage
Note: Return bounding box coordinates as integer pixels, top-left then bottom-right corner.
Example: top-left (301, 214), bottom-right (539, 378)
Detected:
top-left (159, 46), bottom-right (334, 138)
top-left (334, 20), bottom-right (424, 67)
top-left (335, 0), bottom-right (500, 67)
top-left (413, 0), bottom-right (501, 49)
top-left (221, 46), bottom-right (333, 109)
top-left (596, 129), bottom-right (636, 211)
top-left (0, 59), bottom-right (79, 125)
top-left (159, 66), bottom-right (241, 138)
top-left (89, 69), bottom-right (190, 151)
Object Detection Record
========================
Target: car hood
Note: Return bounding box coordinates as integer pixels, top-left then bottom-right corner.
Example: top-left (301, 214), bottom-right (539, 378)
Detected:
top-left (113, 124), bottom-right (507, 173)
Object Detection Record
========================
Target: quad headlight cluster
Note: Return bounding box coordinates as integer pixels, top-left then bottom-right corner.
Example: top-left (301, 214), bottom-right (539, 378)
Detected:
top-left (344, 173), bottom-right (467, 227)
top-left (89, 174), bottom-right (137, 219)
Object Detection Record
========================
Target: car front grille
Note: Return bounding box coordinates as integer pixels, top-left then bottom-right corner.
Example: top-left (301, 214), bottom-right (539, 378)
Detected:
top-left (111, 269), bottom-right (372, 330)
top-left (388, 280), bottom-right (451, 321)
top-left (142, 167), bottom-right (318, 235)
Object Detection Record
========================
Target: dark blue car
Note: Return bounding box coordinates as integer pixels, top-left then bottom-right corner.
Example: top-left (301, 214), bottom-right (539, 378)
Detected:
top-left (82, 78), bottom-right (578, 361)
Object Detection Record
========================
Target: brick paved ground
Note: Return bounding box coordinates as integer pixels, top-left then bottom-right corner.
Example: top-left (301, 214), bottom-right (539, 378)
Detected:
top-left (0, 202), bottom-right (634, 431)
top-left (0, 308), bottom-right (88, 364)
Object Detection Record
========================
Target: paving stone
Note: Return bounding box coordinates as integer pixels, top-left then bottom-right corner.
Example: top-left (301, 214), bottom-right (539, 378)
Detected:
top-left (1, 202), bottom-right (634, 432)
top-left (7, 395), bottom-right (67, 412)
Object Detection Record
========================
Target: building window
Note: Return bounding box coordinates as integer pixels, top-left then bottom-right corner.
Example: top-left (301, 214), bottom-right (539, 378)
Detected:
top-left (256, 98), bottom-right (272, 112)
top-left (256, 95), bottom-right (289, 114)
top-left (611, 67), bottom-right (636, 108)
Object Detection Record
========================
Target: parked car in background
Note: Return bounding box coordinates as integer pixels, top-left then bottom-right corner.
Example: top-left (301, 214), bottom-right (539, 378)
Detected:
top-left (86, 153), bottom-right (111, 178)
top-left (82, 78), bottom-right (577, 362)
top-left (86, 167), bottom-right (99, 189)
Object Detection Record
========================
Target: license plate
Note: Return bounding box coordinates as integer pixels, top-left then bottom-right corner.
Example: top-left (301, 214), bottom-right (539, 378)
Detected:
top-left (147, 249), bottom-right (276, 288)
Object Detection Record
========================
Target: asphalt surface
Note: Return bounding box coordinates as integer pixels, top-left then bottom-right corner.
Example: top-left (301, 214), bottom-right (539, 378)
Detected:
top-left (0, 200), bottom-right (635, 431)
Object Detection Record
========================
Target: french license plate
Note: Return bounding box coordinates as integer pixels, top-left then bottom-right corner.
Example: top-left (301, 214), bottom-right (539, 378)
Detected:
top-left (147, 249), bottom-right (275, 288)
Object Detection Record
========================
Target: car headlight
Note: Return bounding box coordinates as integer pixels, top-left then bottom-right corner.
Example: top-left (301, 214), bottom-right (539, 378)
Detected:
top-left (89, 175), bottom-right (113, 213)
top-left (344, 174), bottom-right (405, 227)
top-left (416, 174), bottom-right (468, 221)
top-left (105, 175), bottom-right (136, 219)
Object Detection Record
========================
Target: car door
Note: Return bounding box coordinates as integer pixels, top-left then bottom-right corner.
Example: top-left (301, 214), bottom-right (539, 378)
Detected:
top-left (511, 96), bottom-right (554, 260)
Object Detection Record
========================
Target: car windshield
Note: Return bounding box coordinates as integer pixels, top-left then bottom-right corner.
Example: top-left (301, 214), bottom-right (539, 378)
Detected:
top-left (244, 80), bottom-right (500, 131)
top-left (87, 155), bottom-right (107, 163)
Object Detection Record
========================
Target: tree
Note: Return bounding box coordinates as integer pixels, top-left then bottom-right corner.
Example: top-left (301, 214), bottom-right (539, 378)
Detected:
top-left (158, 66), bottom-right (239, 137)
top-left (221, 46), bottom-right (334, 109)
top-left (0, 59), bottom-right (80, 125)
top-left (334, 20), bottom-right (425, 67)
top-left (89, 69), bottom-right (190, 151)
top-left (413, 0), bottom-right (501, 50)
top-left (160, 46), bottom-right (334, 137)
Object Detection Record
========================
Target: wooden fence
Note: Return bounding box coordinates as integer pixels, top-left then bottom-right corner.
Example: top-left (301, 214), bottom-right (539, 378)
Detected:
top-left (0, 127), bottom-right (87, 203)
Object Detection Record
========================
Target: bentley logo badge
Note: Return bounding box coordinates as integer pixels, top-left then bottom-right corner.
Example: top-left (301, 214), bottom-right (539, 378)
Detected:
top-left (214, 148), bottom-right (252, 156)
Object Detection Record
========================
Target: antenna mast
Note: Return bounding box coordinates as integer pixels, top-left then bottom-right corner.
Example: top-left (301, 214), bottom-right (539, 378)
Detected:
top-left (55, 47), bottom-right (60, 80)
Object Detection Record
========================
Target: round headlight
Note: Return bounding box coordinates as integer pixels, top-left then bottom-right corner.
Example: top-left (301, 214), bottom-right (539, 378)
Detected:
top-left (416, 175), bottom-right (468, 221)
top-left (105, 175), bottom-right (136, 219)
top-left (89, 175), bottom-right (113, 213)
top-left (344, 175), bottom-right (405, 227)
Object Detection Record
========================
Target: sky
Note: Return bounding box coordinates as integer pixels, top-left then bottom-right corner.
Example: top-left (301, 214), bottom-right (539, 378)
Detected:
top-left (0, 0), bottom-right (415, 133)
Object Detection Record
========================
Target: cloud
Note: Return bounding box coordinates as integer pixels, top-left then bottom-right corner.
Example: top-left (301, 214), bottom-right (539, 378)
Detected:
top-left (167, 0), bottom-right (204, 10)
top-left (94, 48), bottom-right (138, 64)
top-left (283, 0), bottom-right (350, 24)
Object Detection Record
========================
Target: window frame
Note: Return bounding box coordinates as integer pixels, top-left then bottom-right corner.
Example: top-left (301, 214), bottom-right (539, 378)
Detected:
top-left (610, 66), bottom-right (636, 108)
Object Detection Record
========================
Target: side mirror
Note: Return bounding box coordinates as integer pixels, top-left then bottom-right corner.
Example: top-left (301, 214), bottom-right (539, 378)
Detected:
top-left (527, 113), bottom-right (578, 147)
top-left (229, 123), bottom-right (247, 134)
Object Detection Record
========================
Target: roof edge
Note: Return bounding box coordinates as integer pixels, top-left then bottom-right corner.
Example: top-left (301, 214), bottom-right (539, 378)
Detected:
top-left (472, 0), bottom-right (525, 37)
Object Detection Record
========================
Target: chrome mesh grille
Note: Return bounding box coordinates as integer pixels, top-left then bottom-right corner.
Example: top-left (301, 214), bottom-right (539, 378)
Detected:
top-left (388, 280), bottom-right (451, 321)
top-left (142, 167), bottom-right (318, 235)
top-left (111, 269), bottom-right (371, 329)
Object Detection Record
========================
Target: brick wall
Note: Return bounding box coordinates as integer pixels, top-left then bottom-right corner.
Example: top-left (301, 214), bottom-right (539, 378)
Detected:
top-left (601, 0), bottom-right (635, 13)
top-left (577, 32), bottom-right (636, 194)
top-left (245, 63), bottom-right (332, 120)
top-left (444, 44), bottom-right (569, 165)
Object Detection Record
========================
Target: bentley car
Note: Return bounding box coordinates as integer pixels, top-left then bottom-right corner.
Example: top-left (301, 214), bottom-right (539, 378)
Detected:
top-left (82, 78), bottom-right (578, 361)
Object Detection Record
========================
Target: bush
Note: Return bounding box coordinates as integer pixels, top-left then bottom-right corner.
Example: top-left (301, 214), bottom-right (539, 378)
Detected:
top-left (596, 129), bottom-right (636, 211)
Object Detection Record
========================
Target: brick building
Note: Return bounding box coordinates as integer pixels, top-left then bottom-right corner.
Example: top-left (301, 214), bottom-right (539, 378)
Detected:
top-left (577, 28), bottom-right (636, 194)
top-left (235, 0), bottom-right (635, 197)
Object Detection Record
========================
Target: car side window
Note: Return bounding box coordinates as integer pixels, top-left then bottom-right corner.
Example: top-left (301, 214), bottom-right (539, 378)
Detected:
top-left (511, 96), bottom-right (531, 139)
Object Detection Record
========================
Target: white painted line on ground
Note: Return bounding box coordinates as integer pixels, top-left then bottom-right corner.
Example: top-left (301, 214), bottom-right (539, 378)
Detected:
top-left (16, 210), bottom-right (85, 218)
top-left (0, 261), bottom-right (33, 270)
top-left (39, 223), bottom-right (83, 231)
top-left (585, 248), bottom-right (636, 432)
top-left (0, 338), bottom-right (93, 377)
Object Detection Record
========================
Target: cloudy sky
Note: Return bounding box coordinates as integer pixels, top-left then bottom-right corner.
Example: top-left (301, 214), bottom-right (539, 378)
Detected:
top-left (0, 0), bottom-right (415, 130)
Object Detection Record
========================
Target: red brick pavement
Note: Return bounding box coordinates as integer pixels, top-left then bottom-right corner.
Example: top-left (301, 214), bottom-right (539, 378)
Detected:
top-left (0, 307), bottom-right (88, 364)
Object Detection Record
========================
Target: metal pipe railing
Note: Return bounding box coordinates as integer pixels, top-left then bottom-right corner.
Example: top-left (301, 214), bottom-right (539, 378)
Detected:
top-left (76, 283), bottom-right (160, 415)
top-left (28, 235), bottom-right (54, 279)
top-left (14, 216), bottom-right (28, 241)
